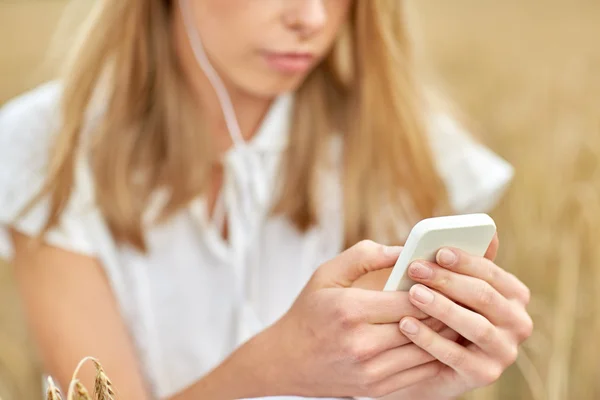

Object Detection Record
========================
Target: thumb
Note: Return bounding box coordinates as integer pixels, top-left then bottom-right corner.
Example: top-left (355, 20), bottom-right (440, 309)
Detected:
top-left (314, 240), bottom-right (402, 289)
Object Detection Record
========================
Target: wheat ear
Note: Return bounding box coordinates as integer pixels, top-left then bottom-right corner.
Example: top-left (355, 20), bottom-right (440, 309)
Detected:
top-left (65, 357), bottom-right (98, 400)
top-left (72, 380), bottom-right (92, 400)
top-left (92, 360), bottom-right (116, 400)
top-left (46, 376), bottom-right (63, 400)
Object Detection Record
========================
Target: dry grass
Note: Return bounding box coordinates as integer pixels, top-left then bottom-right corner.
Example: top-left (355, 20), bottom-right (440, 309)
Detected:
top-left (1, 1), bottom-right (599, 399)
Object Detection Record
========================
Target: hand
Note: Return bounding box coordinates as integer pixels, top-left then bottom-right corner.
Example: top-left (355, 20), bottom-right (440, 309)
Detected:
top-left (396, 236), bottom-right (533, 399)
top-left (256, 241), bottom-right (457, 399)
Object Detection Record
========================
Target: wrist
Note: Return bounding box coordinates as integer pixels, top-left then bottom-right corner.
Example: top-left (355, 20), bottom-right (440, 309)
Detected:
top-left (175, 326), bottom-right (287, 400)
top-left (215, 324), bottom-right (291, 399)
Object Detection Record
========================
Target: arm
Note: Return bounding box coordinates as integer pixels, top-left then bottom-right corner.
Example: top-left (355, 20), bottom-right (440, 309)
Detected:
top-left (11, 230), bottom-right (274, 400)
top-left (13, 233), bottom-right (445, 399)
top-left (12, 230), bottom-right (152, 398)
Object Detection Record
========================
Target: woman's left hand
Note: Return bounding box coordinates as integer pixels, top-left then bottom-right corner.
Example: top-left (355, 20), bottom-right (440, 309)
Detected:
top-left (394, 235), bottom-right (533, 399)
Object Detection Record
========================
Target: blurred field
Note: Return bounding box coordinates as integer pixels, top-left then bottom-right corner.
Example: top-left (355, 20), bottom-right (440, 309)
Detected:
top-left (1, 0), bottom-right (599, 399)
top-left (414, 2), bottom-right (600, 399)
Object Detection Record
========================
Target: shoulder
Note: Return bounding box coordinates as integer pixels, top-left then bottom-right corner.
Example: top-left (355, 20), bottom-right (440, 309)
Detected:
top-left (0, 81), bottom-right (100, 259)
top-left (426, 112), bottom-right (515, 214)
top-left (0, 81), bottom-right (63, 140)
top-left (0, 81), bottom-right (64, 208)
top-left (0, 81), bottom-right (63, 172)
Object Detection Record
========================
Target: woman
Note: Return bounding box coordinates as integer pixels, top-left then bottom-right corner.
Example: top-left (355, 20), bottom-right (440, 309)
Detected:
top-left (0, 0), bottom-right (532, 399)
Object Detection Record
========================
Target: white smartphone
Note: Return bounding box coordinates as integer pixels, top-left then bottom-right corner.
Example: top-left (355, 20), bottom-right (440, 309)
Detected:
top-left (383, 213), bottom-right (497, 291)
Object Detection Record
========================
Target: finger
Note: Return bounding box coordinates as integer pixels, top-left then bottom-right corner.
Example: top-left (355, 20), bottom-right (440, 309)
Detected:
top-left (364, 361), bottom-right (443, 399)
top-left (407, 262), bottom-right (514, 326)
top-left (420, 317), bottom-right (449, 336)
top-left (400, 316), bottom-right (507, 389)
top-left (317, 241), bottom-right (403, 288)
top-left (435, 247), bottom-right (530, 305)
top-left (484, 233), bottom-right (500, 261)
top-left (360, 361), bottom-right (444, 398)
top-left (399, 316), bottom-right (481, 369)
top-left (353, 289), bottom-right (427, 323)
top-left (360, 318), bottom-right (448, 354)
top-left (363, 326), bottom-right (460, 380)
top-left (406, 285), bottom-right (508, 357)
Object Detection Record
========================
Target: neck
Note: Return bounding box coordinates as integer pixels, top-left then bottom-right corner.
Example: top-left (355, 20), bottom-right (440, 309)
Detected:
top-left (172, 3), bottom-right (273, 153)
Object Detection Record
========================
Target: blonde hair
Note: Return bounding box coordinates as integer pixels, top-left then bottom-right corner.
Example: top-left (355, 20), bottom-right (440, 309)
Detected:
top-left (34, 0), bottom-right (450, 251)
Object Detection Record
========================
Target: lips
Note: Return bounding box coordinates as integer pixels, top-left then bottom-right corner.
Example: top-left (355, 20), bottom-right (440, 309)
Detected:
top-left (262, 51), bottom-right (316, 73)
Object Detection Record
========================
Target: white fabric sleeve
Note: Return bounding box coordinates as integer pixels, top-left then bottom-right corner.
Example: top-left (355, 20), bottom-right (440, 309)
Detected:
top-left (428, 113), bottom-right (515, 214)
top-left (0, 82), bottom-right (97, 260)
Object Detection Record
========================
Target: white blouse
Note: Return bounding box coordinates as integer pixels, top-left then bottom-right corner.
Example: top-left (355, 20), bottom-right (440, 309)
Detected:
top-left (0, 82), bottom-right (514, 399)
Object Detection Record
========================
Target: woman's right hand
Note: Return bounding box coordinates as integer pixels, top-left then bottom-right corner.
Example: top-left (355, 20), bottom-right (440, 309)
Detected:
top-left (254, 241), bottom-right (455, 399)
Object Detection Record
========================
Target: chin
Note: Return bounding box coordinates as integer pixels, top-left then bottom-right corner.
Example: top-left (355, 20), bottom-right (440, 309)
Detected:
top-left (240, 72), bottom-right (308, 99)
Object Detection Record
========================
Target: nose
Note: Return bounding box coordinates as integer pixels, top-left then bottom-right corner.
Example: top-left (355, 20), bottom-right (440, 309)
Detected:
top-left (283, 0), bottom-right (327, 38)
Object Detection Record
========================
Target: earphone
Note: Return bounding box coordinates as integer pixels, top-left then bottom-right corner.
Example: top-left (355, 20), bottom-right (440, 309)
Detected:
top-left (179, 0), bottom-right (246, 149)
top-left (179, 0), bottom-right (270, 343)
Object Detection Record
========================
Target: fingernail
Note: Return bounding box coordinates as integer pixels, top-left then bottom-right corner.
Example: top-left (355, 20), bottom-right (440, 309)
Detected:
top-left (411, 285), bottom-right (435, 304)
top-left (400, 319), bottom-right (419, 335)
top-left (409, 262), bottom-right (433, 280)
top-left (437, 248), bottom-right (457, 266)
top-left (384, 246), bottom-right (403, 257)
